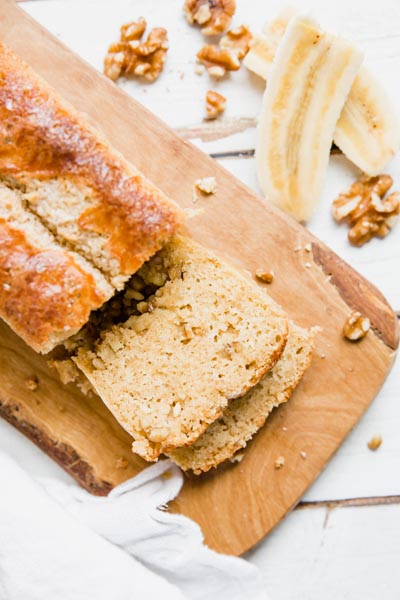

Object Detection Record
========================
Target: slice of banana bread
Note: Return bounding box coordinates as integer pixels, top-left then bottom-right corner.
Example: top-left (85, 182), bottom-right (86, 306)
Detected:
top-left (73, 236), bottom-right (289, 461)
top-left (0, 183), bottom-right (113, 353)
top-left (169, 322), bottom-right (314, 473)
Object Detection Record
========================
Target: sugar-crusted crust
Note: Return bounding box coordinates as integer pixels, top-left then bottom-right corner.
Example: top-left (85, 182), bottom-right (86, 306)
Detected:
top-left (0, 42), bottom-right (183, 351)
top-left (0, 42), bottom-right (183, 275)
top-left (0, 220), bottom-right (108, 353)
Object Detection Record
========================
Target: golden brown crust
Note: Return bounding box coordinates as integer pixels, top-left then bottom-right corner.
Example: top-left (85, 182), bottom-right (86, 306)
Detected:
top-left (0, 220), bottom-right (107, 353)
top-left (0, 43), bottom-right (184, 275)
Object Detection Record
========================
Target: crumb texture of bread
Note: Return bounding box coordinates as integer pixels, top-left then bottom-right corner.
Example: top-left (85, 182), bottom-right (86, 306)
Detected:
top-left (0, 42), bottom-right (184, 290)
top-left (169, 322), bottom-right (314, 473)
top-left (73, 236), bottom-right (288, 461)
top-left (0, 183), bottom-right (113, 353)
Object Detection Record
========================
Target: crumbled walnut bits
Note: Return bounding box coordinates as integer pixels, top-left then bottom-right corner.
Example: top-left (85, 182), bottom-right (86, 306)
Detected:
top-left (343, 311), bottom-right (370, 341)
top-left (115, 457), bottom-right (129, 469)
top-left (195, 176), bottom-right (217, 195)
top-left (367, 435), bottom-right (382, 451)
top-left (24, 375), bottom-right (39, 391)
top-left (220, 25), bottom-right (253, 59)
top-left (197, 44), bottom-right (240, 78)
top-left (255, 269), bottom-right (274, 283)
top-left (104, 18), bottom-right (168, 82)
top-left (197, 24), bottom-right (252, 78)
top-left (332, 174), bottom-right (400, 246)
top-left (274, 456), bottom-right (285, 469)
top-left (183, 0), bottom-right (236, 35)
top-left (205, 90), bottom-right (226, 119)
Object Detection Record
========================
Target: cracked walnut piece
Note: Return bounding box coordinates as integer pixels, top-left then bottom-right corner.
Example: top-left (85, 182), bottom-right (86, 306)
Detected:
top-left (183, 0), bottom-right (236, 35)
top-left (220, 25), bottom-right (253, 60)
top-left (104, 18), bottom-right (168, 83)
top-left (332, 174), bottom-right (400, 246)
top-left (367, 435), bottom-right (382, 451)
top-left (255, 270), bottom-right (274, 284)
top-left (205, 90), bottom-right (226, 119)
top-left (343, 311), bottom-right (370, 341)
top-left (197, 25), bottom-right (252, 78)
top-left (197, 44), bottom-right (240, 78)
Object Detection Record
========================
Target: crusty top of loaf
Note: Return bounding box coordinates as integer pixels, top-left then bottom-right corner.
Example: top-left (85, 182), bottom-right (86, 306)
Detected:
top-left (0, 43), bottom-right (184, 276)
top-left (0, 219), bottom-right (107, 353)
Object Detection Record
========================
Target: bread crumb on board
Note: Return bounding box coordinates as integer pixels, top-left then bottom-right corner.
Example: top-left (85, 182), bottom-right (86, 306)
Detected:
top-left (300, 451), bottom-right (307, 460)
top-left (229, 452), bottom-right (244, 464)
top-left (274, 456), bottom-right (285, 469)
top-left (24, 375), bottom-right (39, 391)
top-left (194, 63), bottom-right (205, 76)
top-left (367, 435), bottom-right (382, 451)
top-left (115, 456), bottom-right (129, 469)
top-left (194, 176), bottom-right (218, 199)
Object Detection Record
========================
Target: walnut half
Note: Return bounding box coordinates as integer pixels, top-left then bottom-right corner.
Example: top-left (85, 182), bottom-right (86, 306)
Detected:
top-left (332, 174), bottom-right (400, 246)
top-left (104, 19), bottom-right (168, 83)
top-left (220, 25), bottom-right (253, 59)
top-left (205, 90), bottom-right (226, 119)
top-left (343, 311), bottom-right (370, 341)
top-left (183, 0), bottom-right (236, 35)
top-left (197, 44), bottom-right (240, 78)
top-left (197, 24), bottom-right (252, 78)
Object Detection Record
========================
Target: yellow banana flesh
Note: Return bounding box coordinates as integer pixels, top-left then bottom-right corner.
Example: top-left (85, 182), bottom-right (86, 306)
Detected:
top-left (245, 9), bottom-right (400, 176)
top-left (256, 16), bottom-right (363, 221)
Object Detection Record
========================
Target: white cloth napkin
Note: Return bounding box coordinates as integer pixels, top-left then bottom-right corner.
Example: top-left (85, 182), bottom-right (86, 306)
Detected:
top-left (0, 451), bottom-right (267, 600)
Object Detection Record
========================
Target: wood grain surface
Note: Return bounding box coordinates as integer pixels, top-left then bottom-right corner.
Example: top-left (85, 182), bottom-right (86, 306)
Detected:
top-left (0, 0), bottom-right (398, 556)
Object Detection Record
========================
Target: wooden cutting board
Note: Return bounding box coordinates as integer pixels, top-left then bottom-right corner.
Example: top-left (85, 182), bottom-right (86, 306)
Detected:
top-left (0, 0), bottom-right (398, 556)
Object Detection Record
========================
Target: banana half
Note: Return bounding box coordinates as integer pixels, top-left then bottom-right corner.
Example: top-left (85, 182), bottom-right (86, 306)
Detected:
top-left (256, 16), bottom-right (363, 221)
top-left (245, 9), bottom-right (400, 177)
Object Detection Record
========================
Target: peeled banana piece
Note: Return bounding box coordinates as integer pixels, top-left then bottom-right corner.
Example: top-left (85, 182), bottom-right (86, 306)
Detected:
top-left (256, 16), bottom-right (363, 221)
top-left (243, 7), bottom-right (297, 79)
top-left (333, 67), bottom-right (400, 175)
top-left (245, 9), bottom-right (400, 176)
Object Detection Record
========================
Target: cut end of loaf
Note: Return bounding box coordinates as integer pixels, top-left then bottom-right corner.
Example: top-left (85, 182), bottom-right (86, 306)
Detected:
top-left (169, 322), bottom-right (315, 474)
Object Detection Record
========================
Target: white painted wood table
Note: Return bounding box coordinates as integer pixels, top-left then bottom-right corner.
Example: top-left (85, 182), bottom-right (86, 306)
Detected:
top-left (4, 0), bottom-right (400, 597)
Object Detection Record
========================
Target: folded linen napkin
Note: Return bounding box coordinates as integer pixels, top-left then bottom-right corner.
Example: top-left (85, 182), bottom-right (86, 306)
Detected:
top-left (0, 451), bottom-right (267, 600)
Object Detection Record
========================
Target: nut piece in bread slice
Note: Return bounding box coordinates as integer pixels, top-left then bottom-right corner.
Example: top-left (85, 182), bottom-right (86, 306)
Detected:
top-left (169, 322), bottom-right (314, 473)
top-left (73, 236), bottom-right (288, 461)
top-left (0, 43), bottom-right (184, 291)
top-left (0, 183), bottom-right (113, 353)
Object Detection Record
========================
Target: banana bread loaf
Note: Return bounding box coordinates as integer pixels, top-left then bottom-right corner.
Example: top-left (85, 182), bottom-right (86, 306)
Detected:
top-left (0, 42), bottom-right (183, 351)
